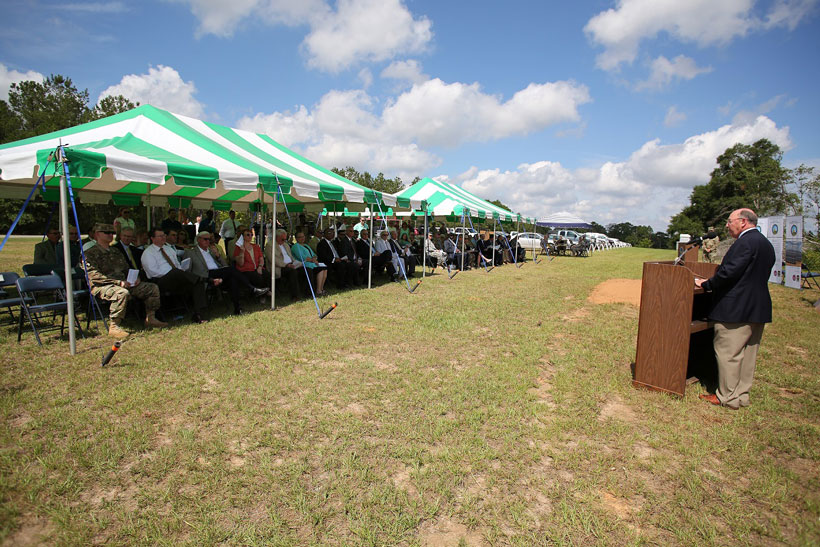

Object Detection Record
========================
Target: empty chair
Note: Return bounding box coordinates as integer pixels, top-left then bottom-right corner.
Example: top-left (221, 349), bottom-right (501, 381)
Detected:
top-left (0, 272), bottom-right (29, 323)
top-left (16, 274), bottom-right (84, 346)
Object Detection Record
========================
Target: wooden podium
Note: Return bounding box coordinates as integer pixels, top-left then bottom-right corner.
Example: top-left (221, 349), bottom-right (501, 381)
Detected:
top-left (633, 260), bottom-right (719, 396)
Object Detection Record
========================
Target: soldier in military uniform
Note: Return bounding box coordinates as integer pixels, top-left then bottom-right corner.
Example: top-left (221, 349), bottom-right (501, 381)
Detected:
top-left (84, 223), bottom-right (167, 338)
top-left (702, 226), bottom-right (719, 264)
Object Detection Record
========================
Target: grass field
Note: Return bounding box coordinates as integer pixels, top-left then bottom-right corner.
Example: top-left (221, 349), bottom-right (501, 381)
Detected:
top-left (1, 239), bottom-right (818, 545)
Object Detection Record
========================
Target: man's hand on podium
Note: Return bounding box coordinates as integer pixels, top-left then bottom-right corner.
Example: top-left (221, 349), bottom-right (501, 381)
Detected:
top-left (694, 277), bottom-right (706, 288)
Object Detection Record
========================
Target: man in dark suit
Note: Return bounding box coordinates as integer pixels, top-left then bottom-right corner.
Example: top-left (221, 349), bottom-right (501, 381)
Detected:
top-left (317, 228), bottom-right (357, 289)
top-left (695, 208), bottom-right (775, 410)
top-left (113, 227), bottom-right (143, 273)
top-left (356, 228), bottom-right (395, 280)
top-left (334, 226), bottom-right (363, 285)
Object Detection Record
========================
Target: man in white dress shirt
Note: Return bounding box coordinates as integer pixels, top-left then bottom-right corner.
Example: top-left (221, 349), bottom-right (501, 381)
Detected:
top-left (141, 227), bottom-right (209, 323)
top-left (219, 210), bottom-right (239, 261)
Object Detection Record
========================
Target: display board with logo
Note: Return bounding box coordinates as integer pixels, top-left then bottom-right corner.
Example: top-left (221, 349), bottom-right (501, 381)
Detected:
top-left (784, 216), bottom-right (803, 290)
top-left (761, 216), bottom-right (784, 285)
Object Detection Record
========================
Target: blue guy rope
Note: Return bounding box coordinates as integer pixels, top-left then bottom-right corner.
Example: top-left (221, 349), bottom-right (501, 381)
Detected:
top-left (0, 155), bottom-right (54, 253)
top-left (275, 181), bottom-right (336, 319)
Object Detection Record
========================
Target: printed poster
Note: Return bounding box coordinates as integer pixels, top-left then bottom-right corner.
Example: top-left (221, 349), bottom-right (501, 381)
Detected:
top-left (763, 216), bottom-right (784, 285)
top-left (784, 215), bottom-right (803, 290)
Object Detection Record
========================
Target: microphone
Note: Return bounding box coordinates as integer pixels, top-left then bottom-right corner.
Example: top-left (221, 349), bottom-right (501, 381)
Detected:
top-left (688, 231), bottom-right (717, 247)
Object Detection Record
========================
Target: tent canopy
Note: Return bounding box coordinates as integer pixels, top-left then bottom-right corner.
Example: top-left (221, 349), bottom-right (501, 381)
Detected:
top-left (0, 104), bottom-right (423, 213)
top-left (536, 212), bottom-right (592, 229)
top-left (397, 178), bottom-right (529, 222)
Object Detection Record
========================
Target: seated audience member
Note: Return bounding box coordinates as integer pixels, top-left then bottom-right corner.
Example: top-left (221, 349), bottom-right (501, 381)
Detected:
top-left (161, 208), bottom-right (182, 235)
top-left (185, 232), bottom-right (265, 315)
top-left (34, 227), bottom-right (60, 265)
top-left (369, 230), bottom-right (397, 281)
top-left (113, 207), bottom-right (135, 237)
top-left (234, 227), bottom-right (271, 291)
top-left (135, 229), bottom-right (150, 250)
top-left (176, 229), bottom-right (192, 249)
top-left (398, 229), bottom-right (413, 249)
top-left (85, 223), bottom-right (167, 338)
top-left (266, 229), bottom-right (304, 300)
top-left (476, 234), bottom-right (495, 266)
top-left (335, 226), bottom-right (363, 285)
top-left (292, 231), bottom-right (328, 295)
top-left (209, 233), bottom-right (228, 263)
top-left (307, 226), bottom-right (321, 253)
top-left (114, 227), bottom-right (143, 272)
top-left (318, 228), bottom-right (357, 289)
top-left (83, 227), bottom-right (98, 251)
top-left (141, 227), bottom-right (209, 323)
top-left (444, 232), bottom-right (467, 270)
top-left (424, 233), bottom-right (446, 268)
top-left (388, 229), bottom-right (416, 277)
top-left (56, 225), bottom-right (82, 270)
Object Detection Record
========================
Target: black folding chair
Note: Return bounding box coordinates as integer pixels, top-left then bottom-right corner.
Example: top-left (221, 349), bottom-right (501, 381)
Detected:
top-left (22, 263), bottom-right (56, 277)
top-left (16, 274), bottom-right (84, 346)
top-left (0, 272), bottom-right (30, 323)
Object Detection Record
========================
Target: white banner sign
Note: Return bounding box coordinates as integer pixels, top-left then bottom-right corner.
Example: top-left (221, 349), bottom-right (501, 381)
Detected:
top-left (763, 216), bottom-right (784, 285)
top-left (784, 215), bottom-right (803, 290)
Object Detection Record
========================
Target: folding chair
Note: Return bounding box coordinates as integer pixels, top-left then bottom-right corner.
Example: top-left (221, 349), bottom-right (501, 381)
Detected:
top-left (22, 263), bottom-right (56, 277)
top-left (16, 274), bottom-right (84, 346)
top-left (0, 272), bottom-right (30, 323)
top-left (802, 267), bottom-right (820, 290)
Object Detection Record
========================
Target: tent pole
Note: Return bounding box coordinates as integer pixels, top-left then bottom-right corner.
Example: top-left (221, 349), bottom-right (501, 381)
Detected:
top-left (492, 217), bottom-right (496, 266)
top-left (422, 204), bottom-right (428, 280)
top-left (368, 211), bottom-right (374, 289)
top-left (271, 189), bottom-right (277, 311)
top-left (58, 157), bottom-right (76, 355)
top-left (516, 218), bottom-right (520, 262)
top-left (461, 211), bottom-right (466, 270)
top-left (146, 188), bottom-right (151, 230)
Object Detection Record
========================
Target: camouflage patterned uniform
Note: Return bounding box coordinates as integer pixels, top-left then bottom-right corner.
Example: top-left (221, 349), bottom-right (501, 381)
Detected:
top-left (702, 233), bottom-right (720, 264)
top-left (84, 244), bottom-right (160, 320)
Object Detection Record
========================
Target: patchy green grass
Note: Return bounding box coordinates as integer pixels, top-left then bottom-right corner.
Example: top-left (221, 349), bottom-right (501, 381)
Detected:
top-left (1, 240), bottom-right (818, 545)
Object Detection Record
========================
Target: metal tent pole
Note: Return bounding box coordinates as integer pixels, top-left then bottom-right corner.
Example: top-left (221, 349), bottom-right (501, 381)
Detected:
top-left (368, 211), bottom-right (374, 289)
top-left (461, 211), bottom-right (466, 270)
top-left (271, 188), bottom-right (277, 310)
top-left (58, 152), bottom-right (76, 355)
top-left (422, 204), bottom-right (428, 279)
top-left (492, 217), bottom-right (496, 266)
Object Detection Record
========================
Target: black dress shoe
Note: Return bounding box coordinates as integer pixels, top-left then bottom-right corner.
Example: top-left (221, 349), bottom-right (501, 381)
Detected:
top-left (191, 313), bottom-right (208, 324)
top-left (252, 287), bottom-right (268, 296)
top-left (233, 307), bottom-right (245, 315)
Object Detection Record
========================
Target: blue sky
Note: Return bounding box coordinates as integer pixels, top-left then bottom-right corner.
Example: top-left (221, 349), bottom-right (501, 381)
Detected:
top-left (1, 0), bottom-right (818, 231)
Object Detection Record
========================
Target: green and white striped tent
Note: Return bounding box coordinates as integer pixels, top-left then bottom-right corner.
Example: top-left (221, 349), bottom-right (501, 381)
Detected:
top-left (396, 178), bottom-right (532, 223)
top-left (0, 104), bottom-right (422, 212)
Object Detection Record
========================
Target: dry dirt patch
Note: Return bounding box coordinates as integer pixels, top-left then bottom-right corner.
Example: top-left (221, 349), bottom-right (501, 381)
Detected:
top-left (598, 396), bottom-right (639, 424)
top-left (588, 279), bottom-right (642, 307)
top-left (418, 517), bottom-right (486, 546)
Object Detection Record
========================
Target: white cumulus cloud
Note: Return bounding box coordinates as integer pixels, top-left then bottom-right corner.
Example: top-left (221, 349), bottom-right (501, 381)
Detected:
top-left (585, 0), bottom-right (817, 71)
top-left (98, 65), bottom-right (205, 117)
top-left (238, 77), bottom-right (590, 179)
top-left (457, 115), bottom-right (791, 230)
top-left (637, 55), bottom-right (712, 90)
top-left (178, 0), bottom-right (432, 72)
top-left (380, 59), bottom-right (428, 85)
top-left (0, 63), bottom-right (44, 101)
top-left (664, 105), bottom-right (687, 127)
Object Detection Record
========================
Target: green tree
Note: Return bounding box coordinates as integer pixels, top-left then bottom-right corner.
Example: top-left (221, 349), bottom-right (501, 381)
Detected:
top-left (668, 139), bottom-right (793, 238)
top-left (1, 74), bottom-right (136, 145)
top-left (331, 166), bottom-right (406, 194)
top-left (488, 199), bottom-right (512, 212)
top-left (1, 74), bottom-right (137, 233)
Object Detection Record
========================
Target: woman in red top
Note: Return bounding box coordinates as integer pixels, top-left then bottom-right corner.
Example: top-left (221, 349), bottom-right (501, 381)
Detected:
top-left (233, 227), bottom-right (271, 290)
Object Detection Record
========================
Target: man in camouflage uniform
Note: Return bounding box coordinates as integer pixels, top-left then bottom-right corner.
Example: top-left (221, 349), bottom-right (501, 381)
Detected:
top-left (84, 223), bottom-right (167, 338)
top-left (702, 226), bottom-right (719, 264)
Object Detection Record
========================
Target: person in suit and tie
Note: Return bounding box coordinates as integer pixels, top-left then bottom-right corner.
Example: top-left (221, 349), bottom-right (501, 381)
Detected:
top-left (388, 229), bottom-right (415, 277)
top-left (695, 208), bottom-right (776, 410)
top-left (265, 229), bottom-right (305, 300)
top-left (186, 231), bottom-right (267, 315)
top-left (335, 226), bottom-right (363, 285)
top-left (113, 227), bottom-right (143, 274)
top-left (33, 227), bottom-right (60, 265)
top-left (317, 228), bottom-right (357, 289)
